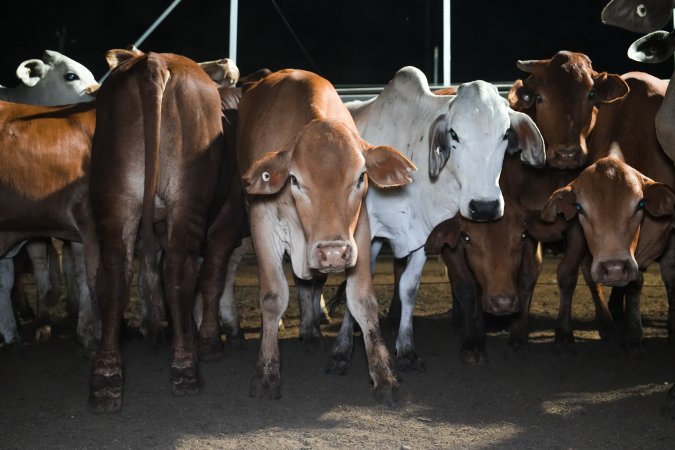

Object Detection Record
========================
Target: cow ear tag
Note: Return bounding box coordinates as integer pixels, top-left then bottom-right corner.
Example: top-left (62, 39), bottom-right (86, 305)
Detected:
top-left (262, 172), bottom-right (271, 182)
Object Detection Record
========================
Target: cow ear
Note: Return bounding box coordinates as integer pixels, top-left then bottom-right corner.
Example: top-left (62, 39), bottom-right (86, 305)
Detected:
top-left (541, 186), bottom-right (578, 222)
top-left (425, 216), bottom-right (462, 255)
top-left (628, 30), bottom-right (675, 64)
top-left (363, 145), bottom-right (416, 188)
top-left (428, 113), bottom-right (452, 178)
top-left (592, 72), bottom-right (629, 103)
top-left (523, 210), bottom-right (569, 243)
top-left (199, 58), bottom-right (240, 86)
top-left (508, 79), bottom-right (535, 111)
top-left (16, 59), bottom-right (48, 87)
top-left (241, 149), bottom-right (293, 195)
top-left (105, 49), bottom-right (142, 70)
top-left (643, 181), bottom-right (675, 218)
top-left (507, 110), bottom-right (546, 168)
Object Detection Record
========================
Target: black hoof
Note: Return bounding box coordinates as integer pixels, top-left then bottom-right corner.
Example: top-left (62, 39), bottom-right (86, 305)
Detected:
top-left (325, 353), bottom-right (352, 376)
top-left (171, 366), bottom-right (202, 395)
top-left (19, 306), bottom-right (36, 321)
top-left (300, 334), bottom-right (323, 354)
top-left (249, 373), bottom-right (281, 400)
top-left (198, 336), bottom-right (224, 362)
top-left (89, 372), bottom-right (123, 414)
top-left (396, 351), bottom-right (425, 372)
top-left (374, 383), bottom-right (399, 406)
top-left (460, 346), bottom-right (488, 365)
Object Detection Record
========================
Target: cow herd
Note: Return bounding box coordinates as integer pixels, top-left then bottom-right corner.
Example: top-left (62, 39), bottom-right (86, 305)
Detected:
top-left (2, 2), bottom-right (675, 417)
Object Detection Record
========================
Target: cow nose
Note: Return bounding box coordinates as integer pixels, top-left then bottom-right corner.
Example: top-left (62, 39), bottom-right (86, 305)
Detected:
top-left (554, 146), bottom-right (581, 161)
top-left (468, 200), bottom-right (501, 221)
top-left (317, 244), bottom-right (351, 272)
top-left (598, 259), bottom-right (633, 285)
top-left (487, 295), bottom-right (519, 315)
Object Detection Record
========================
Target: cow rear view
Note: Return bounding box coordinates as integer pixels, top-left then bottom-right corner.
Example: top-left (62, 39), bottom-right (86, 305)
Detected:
top-left (89, 50), bottom-right (224, 413)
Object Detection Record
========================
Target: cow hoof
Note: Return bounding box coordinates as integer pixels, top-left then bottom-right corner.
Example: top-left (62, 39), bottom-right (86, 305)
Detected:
top-left (89, 364), bottom-right (123, 414)
top-left (19, 306), bottom-right (36, 321)
top-left (460, 347), bottom-right (488, 365)
top-left (622, 342), bottom-right (643, 359)
top-left (325, 352), bottom-right (352, 376)
top-left (553, 333), bottom-right (577, 355)
top-left (198, 337), bottom-right (224, 362)
top-left (226, 334), bottom-right (247, 349)
top-left (396, 351), bottom-right (425, 372)
top-left (171, 366), bottom-right (202, 395)
top-left (300, 334), bottom-right (323, 354)
top-left (373, 383), bottom-right (399, 406)
top-left (249, 373), bottom-right (281, 400)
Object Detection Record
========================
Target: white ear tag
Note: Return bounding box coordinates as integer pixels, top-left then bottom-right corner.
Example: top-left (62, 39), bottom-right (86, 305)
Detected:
top-left (262, 172), bottom-right (271, 182)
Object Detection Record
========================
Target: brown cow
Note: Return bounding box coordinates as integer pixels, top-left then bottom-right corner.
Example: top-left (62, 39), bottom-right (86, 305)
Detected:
top-left (423, 199), bottom-right (569, 364)
top-left (237, 69), bottom-right (414, 404)
top-left (88, 50), bottom-right (225, 413)
top-left (0, 100), bottom-right (98, 352)
top-left (540, 157), bottom-right (675, 353)
top-left (507, 50), bottom-right (675, 348)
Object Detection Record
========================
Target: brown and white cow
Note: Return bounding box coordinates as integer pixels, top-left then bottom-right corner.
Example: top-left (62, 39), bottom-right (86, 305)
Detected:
top-left (0, 101), bottom-right (98, 352)
top-left (88, 50), bottom-right (225, 413)
top-left (237, 69), bottom-right (414, 404)
top-left (540, 156), bottom-right (675, 352)
top-left (507, 50), bottom-right (675, 347)
top-left (424, 199), bottom-right (568, 364)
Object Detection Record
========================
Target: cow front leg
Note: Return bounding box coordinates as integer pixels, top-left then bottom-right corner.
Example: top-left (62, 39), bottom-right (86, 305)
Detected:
top-left (621, 275), bottom-right (644, 357)
top-left (69, 242), bottom-right (97, 356)
top-left (580, 255), bottom-right (615, 341)
top-left (0, 257), bottom-right (21, 351)
top-left (554, 222), bottom-right (586, 353)
top-left (509, 240), bottom-right (542, 355)
top-left (395, 248), bottom-right (426, 372)
top-left (295, 275), bottom-right (326, 353)
top-left (26, 239), bottom-right (61, 309)
top-left (659, 236), bottom-right (675, 342)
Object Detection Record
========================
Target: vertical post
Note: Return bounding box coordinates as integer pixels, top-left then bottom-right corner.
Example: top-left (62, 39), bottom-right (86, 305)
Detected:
top-left (443, 0), bottom-right (451, 86)
top-left (229, 0), bottom-right (238, 62)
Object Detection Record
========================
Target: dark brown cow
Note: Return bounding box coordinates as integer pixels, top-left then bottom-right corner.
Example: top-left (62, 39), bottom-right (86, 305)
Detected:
top-left (424, 199), bottom-right (568, 364)
top-left (540, 157), bottom-right (675, 353)
top-left (88, 50), bottom-right (225, 413)
top-left (507, 50), bottom-right (675, 348)
top-left (0, 100), bottom-right (98, 352)
top-left (237, 69), bottom-right (414, 403)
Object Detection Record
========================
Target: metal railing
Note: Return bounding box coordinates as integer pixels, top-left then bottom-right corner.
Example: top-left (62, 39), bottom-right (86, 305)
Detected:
top-left (336, 82), bottom-right (514, 102)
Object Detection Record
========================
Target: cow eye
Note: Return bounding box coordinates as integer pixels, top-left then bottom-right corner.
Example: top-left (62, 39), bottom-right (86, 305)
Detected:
top-left (461, 232), bottom-right (471, 243)
top-left (357, 172), bottom-right (366, 188)
top-left (535, 94), bottom-right (542, 104)
top-left (575, 203), bottom-right (583, 214)
top-left (588, 89), bottom-right (597, 100)
top-left (290, 175), bottom-right (299, 188)
top-left (636, 4), bottom-right (647, 17)
top-left (503, 128), bottom-right (511, 141)
top-left (64, 72), bottom-right (79, 82)
top-left (449, 128), bottom-right (460, 142)
top-left (521, 232), bottom-right (527, 241)
top-left (637, 199), bottom-right (645, 209)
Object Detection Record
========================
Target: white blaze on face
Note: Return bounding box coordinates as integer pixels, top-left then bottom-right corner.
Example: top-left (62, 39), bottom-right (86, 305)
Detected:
top-left (445, 81), bottom-right (509, 221)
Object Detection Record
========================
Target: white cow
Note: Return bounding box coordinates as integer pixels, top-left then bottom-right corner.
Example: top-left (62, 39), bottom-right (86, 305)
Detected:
top-left (327, 67), bottom-right (545, 372)
top-left (0, 50), bottom-right (97, 351)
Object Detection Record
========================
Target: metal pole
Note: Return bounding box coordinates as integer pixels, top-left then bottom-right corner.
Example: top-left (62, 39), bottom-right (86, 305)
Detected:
top-left (443, 0), bottom-right (451, 86)
top-left (133, 0), bottom-right (184, 49)
top-left (229, 0), bottom-right (238, 62)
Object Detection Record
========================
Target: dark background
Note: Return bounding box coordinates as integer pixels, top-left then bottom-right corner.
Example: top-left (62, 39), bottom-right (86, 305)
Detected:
top-left (1, 0), bottom-right (673, 88)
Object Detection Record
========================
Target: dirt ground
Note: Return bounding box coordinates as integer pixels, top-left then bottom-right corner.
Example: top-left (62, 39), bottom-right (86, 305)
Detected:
top-left (2, 254), bottom-right (675, 449)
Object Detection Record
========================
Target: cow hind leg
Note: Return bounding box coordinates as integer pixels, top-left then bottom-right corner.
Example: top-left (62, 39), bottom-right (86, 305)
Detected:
top-left (218, 238), bottom-right (249, 346)
top-left (394, 248), bottom-right (426, 372)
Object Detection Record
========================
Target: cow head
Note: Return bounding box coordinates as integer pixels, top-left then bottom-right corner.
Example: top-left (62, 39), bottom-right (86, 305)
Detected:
top-left (15, 50), bottom-right (98, 105)
top-left (541, 157), bottom-right (675, 286)
top-left (430, 80), bottom-right (545, 221)
top-left (508, 51), bottom-right (629, 170)
top-left (601, 0), bottom-right (672, 34)
top-left (425, 201), bottom-right (550, 315)
top-left (627, 30), bottom-right (675, 63)
top-left (243, 118), bottom-right (415, 273)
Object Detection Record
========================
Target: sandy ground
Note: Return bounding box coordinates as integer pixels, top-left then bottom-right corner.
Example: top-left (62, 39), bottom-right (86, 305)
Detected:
top-left (1, 255), bottom-right (675, 449)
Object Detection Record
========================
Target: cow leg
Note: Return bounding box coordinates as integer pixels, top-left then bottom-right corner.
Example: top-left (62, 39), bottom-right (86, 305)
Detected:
top-left (67, 242), bottom-right (97, 356)
top-left (0, 257), bottom-right (21, 349)
top-left (89, 210), bottom-right (139, 414)
top-left (395, 247), bottom-right (426, 372)
top-left (385, 256), bottom-right (408, 330)
top-left (26, 239), bottom-right (61, 310)
top-left (295, 275), bottom-right (326, 353)
top-left (62, 241), bottom-right (78, 326)
top-left (218, 238), bottom-right (251, 345)
top-left (580, 255), bottom-right (616, 341)
top-left (555, 221), bottom-right (586, 353)
top-left (662, 383), bottom-right (675, 418)
top-left (621, 274), bottom-right (644, 357)
top-left (659, 236), bottom-right (675, 342)
top-left (345, 211), bottom-right (398, 404)
top-left (326, 238), bottom-right (385, 375)
top-left (509, 241), bottom-right (543, 354)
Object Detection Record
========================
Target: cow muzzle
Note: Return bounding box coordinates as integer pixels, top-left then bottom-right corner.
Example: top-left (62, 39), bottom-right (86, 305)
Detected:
top-left (549, 145), bottom-right (585, 169)
top-left (468, 199), bottom-right (502, 221)
top-left (310, 240), bottom-right (355, 273)
top-left (483, 294), bottom-right (520, 316)
top-left (592, 258), bottom-right (638, 287)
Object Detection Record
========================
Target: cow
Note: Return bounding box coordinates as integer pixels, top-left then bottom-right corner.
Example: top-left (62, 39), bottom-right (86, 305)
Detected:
top-left (88, 50), bottom-right (225, 413)
top-left (0, 50), bottom-right (99, 340)
top-left (423, 198), bottom-right (569, 364)
top-left (507, 51), bottom-right (675, 348)
top-left (198, 58), bottom-right (240, 87)
top-left (601, 0), bottom-right (674, 34)
top-left (324, 66), bottom-right (545, 374)
top-left (0, 100), bottom-right (98, 353)
top-left (235, 68), bottom-right (415, 404)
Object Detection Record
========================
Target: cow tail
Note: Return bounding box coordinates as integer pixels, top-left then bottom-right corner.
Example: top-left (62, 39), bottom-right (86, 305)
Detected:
top-left (138, 54), bottom-right (170, 339)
